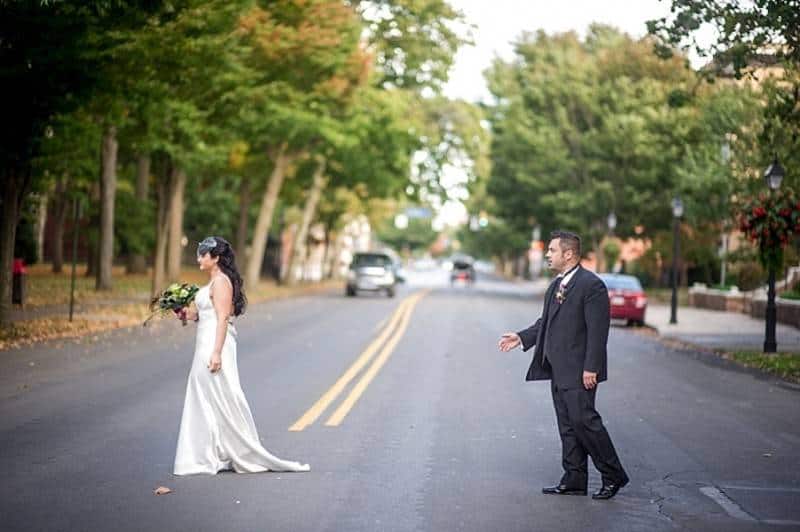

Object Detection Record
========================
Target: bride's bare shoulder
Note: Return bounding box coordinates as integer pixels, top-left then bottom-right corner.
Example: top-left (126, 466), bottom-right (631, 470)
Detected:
top-left (211, 273), bottom-right (233, 288)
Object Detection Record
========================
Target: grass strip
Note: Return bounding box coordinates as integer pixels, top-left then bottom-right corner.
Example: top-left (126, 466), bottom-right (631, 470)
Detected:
top-left (728, 351), bottom-right (800, 384)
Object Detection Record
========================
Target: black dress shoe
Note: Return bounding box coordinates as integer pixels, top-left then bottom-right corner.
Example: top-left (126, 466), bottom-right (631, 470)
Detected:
top-left (542, 484), bottom-right (587, 496)
top-left (591, 477), bottom-right (629, 500)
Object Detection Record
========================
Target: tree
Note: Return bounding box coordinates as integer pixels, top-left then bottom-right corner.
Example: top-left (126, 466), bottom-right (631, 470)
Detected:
top-left (0, 1), bottom-right (99, 324)
top-left (648, 0), bottom-right (800, 193)
top-left (649, 1), bottom-right (800, 274)
top-left (97, 125), bottom-right (118, 289)
top-left (0, 0), bottom-right (165, 322)
top-left (482, 26), bottom-right (755, 268)
top-left (118, 0), bottom-right (241, 291)
top-left (647, 0), bottom-right (800, 77)
top-left (283, 157), bottom-right (328, 283)
top-left (228, 0), bottom-right (372, 288)
top-left (353, 0), bottom-right (468, 92)
top-left (377, 216), bottom-right (438, 253)
top-left (282, 79), bottom-right (421, 281)
top-left (126, 153), bottom-right (152, 274)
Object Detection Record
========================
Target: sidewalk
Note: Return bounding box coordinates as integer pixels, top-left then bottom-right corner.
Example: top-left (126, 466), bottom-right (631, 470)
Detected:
top-left (9, 296), bottom-right (152, 323)
top-left (645, 303), bottom-right (800, 353)
top-left (1, 279), bottom-right (341, 351)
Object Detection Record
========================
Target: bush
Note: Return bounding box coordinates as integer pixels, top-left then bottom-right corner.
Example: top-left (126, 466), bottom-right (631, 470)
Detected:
top-left (728, 260), bottom-right (765, 291)
top-left (628, 259), bottom-right (654, 288)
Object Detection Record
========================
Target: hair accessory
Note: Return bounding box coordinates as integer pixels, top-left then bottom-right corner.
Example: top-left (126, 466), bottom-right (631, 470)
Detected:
top-left (197, 237), bottom-right (217, 257)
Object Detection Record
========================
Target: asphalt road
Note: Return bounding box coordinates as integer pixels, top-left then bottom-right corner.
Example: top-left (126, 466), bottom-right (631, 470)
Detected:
top-left (1, 270), bottom-right (799, 532)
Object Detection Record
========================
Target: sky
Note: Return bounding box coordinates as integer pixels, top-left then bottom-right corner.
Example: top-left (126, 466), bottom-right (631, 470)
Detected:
top-left (443, 0), bottom-right (679, 103)
top-left (431, 0), bottom-right (709, 230)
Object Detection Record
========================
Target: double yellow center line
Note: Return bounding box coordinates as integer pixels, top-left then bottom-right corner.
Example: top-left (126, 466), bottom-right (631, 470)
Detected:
top-left (289, 290), bottom-right (428, 431)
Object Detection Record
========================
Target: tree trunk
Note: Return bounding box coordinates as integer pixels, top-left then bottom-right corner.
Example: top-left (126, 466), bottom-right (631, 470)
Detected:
top-left (322, 223), bottom-right (335, 279)
top-left (245, 144), bottom-right (293, 289)
top-left (285, 158), bottom-right (327, 285)
top-left (152, 167), bottom-right (171, 297)
top-left (85, 181), bottom-right (100, 277)
top-left (235, 176), bottom-right (251, 262)
top-left (166, 167), bottom-right (186, 282)
top-left (96, 124), bottom-right (118, 290)
top-left (503, 255), bottom-right (513, 278)
top-left (593, 237), bottom-right (604, 273)
top-left (34, 191), bottom-right (48, 266)
top-left (128, 153), bottom-right (150, 274)
top-left (51, 177), bottom-right (68, 273)
top-left (0, 173), bottom-right (23, 326)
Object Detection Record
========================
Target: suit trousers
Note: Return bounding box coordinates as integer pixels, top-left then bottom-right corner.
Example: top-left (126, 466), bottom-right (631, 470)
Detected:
top-left (550, 381), bottom-right (627, 488)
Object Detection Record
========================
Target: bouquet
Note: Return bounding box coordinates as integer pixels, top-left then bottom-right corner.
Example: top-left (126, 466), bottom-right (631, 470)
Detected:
top-left (143, 283), bottom-right (200, 326)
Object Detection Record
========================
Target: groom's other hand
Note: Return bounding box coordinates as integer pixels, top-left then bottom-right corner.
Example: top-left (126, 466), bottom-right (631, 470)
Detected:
top-left (583, 371), bottom-right (598, 390)
top-left (498, 332), bottom-right (521, 352)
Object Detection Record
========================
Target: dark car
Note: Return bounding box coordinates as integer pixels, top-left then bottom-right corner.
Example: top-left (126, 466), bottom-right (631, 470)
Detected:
top-left (598, 274), bottom-right (647, 326)
top-left (346, 252), bottom-right (399, 297)
top-left (450, 256), bottom-right (476, 285)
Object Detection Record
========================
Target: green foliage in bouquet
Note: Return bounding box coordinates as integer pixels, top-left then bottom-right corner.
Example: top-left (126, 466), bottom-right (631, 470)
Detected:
top-left (143, 283), bottom-right (200, 326)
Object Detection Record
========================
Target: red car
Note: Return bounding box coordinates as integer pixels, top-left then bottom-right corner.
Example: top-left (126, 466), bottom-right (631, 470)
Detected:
top-left (599, 274), bottom-right (647, 327)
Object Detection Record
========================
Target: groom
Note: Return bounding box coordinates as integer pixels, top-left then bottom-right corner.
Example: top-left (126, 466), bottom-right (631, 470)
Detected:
top-left (499, 230), bottom-right (629, 500)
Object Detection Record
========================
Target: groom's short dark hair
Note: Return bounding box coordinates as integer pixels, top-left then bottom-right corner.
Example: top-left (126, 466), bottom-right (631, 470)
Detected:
top-left (550, 230), bottom-right (581, 257)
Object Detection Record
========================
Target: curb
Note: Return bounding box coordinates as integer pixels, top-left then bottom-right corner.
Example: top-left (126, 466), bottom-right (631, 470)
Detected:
top-left (638, 324), bottom-right (800, 393)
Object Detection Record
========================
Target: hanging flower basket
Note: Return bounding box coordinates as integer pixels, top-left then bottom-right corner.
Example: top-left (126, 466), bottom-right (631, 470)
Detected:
top-left (737, 189), bottom-right (800, 270)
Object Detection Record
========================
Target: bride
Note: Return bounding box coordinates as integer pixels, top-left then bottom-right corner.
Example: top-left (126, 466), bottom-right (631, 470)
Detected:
top-left (173, 236), bottom-right (310, 475)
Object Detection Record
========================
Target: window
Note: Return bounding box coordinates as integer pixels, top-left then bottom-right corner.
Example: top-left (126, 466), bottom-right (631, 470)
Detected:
top-left (600, 275), bottom-right (642, 291)
top-left (353, 254), bottom-right (391, 268)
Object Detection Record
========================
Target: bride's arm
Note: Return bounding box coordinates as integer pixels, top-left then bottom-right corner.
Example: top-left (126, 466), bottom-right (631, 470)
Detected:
top-left (209, 276), bottom-right (234, 372)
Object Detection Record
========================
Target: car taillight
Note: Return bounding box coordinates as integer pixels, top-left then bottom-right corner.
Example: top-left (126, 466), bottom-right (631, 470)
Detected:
top-left (635, 295), bottom-right (647, 308)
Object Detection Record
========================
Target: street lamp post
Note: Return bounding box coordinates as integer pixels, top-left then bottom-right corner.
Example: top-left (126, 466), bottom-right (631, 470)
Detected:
top-left (763, 155), bottom-right (785, 353)
top-left (669, 197), bottom-right (684, 325)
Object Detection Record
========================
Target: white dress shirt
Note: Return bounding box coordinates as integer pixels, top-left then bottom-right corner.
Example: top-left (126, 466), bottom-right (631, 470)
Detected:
top-left (557, 264), bottom-right (579, 288)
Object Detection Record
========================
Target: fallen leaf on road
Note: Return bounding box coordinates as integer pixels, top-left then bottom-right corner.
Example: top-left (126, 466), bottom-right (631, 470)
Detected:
top-left (153, 486), bottom-right (172, 495)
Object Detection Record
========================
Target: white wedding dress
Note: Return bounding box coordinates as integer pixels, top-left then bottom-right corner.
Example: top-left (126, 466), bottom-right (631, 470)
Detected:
top-left (173, 279), bottom-right (310, 475)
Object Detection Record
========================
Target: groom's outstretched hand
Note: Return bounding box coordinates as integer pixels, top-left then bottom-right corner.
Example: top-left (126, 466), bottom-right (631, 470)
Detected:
top-left (498, 332), bottom-right (521, 352)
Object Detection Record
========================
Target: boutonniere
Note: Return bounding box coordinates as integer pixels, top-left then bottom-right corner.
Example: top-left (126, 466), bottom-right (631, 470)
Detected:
top-left (555, 284), bottom-right (567, 304)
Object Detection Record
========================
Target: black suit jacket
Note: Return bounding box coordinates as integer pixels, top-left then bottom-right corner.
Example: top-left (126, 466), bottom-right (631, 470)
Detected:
top-left (517, 266), bottom-right (610, 389)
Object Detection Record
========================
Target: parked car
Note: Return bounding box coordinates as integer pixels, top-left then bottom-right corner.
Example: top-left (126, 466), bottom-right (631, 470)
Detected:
top-left (346, 252), bottom-right (399, 297)
top-left (598, 274), bottom-right (647, 326)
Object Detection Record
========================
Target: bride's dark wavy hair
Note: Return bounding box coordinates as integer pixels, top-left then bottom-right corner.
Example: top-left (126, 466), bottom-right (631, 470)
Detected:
top-left (200, 236), bottom-right (247, 316)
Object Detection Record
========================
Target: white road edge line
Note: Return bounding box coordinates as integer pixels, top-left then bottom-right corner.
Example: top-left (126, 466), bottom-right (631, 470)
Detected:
top-left (699, 486), bottom-right (757, 522)
top-left (763, 520), bottom-right (800, 527)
